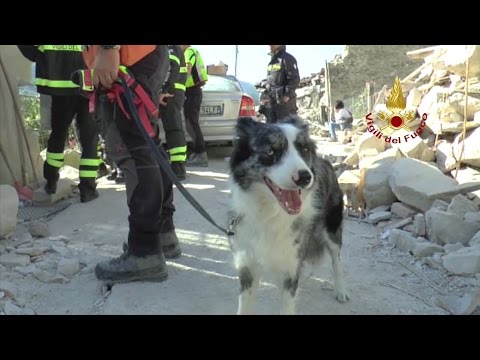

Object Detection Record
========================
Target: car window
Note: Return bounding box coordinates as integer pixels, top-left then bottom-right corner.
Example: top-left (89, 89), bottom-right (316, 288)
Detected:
top-left (204, 75), bottom-right (242, 92)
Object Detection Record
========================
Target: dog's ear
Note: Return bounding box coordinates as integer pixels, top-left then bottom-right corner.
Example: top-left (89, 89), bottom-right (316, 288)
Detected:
top-left (236, 117), bottom-right (260, 138)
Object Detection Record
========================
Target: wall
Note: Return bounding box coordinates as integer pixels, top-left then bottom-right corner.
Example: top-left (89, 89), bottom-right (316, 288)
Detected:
top-left (329, 45), bottom-right (431, 102)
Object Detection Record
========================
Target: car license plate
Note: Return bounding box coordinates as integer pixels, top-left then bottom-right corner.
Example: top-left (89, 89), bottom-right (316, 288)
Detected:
top-left (201, 105), bottom-right (223, 116)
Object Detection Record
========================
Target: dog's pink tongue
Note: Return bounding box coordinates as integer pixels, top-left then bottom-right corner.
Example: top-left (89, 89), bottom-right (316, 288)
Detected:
top-left (281, 190), bottom-right (302, 214)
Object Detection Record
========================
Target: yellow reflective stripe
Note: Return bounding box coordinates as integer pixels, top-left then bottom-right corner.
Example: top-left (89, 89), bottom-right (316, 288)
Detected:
top-left (47, 152), bottom-right (64, 160)
top-left (47, 159), bottom-right (63, 168)
top-left (179, 66), bottom-right (187, 73)
top-left (79, 158), bottom-right (100, 166)
top-left (79, 170), bottom-right (98, 178)
top-left (174, 83), bottom-right (186, 91)
top-left (185, 48), bottom-right (196, 66)
top-left (119, 65), bottom-right (128, 74)
top-left (268, 63), bottom-right (281, 71)
top-left (170, 154), bottom-right (187, 162)
top-left (37, 45), bottom-right (83, 52)
top-left (36, 78), bottom-right (78, 88)
top-left (169, 146), bottom-right (187, 155)
top-left (80, 70), bottom-right (94, 91)
top-left (169, 54), bottom-right (180, 65)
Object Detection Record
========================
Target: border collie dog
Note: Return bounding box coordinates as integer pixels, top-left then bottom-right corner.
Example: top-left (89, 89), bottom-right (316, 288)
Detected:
top-left (228, 116), bottom-right (349, 315)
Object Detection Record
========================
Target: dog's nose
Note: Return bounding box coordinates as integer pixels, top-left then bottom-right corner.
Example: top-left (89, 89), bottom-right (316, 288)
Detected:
top-left (293, 170), bottom-right (312, 187)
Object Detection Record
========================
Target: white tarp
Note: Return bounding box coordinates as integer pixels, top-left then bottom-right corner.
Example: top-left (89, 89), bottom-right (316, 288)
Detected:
top-left (0, 45), bottom-right (43, 187)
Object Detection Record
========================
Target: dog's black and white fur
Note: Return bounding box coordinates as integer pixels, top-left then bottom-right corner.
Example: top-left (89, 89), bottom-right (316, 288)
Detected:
top-left (228, 116), bottom-right (349, 315)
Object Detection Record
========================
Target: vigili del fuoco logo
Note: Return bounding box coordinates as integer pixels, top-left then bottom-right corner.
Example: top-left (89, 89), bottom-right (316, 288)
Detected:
top-left (365, 77), bottom-right (428, 144)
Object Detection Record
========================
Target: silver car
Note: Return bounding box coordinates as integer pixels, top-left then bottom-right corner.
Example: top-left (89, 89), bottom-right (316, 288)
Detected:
top-left (158, 75), bottom-right (257, 145)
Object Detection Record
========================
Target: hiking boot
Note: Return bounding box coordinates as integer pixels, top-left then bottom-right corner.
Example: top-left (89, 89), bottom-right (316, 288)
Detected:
top-left (95, 250), bottom-right (168, 283)
top-left (44, 173), bottom-right (59, 194)
top-left (123, 230), bottom-right (182, 260)
top-left (107, 170), bottom-right (117, 181)
top-left (171, 162), bottom-right (186, 181)
top-left (159, 230), bottom-right (182, 259)
top-left (80, 189), bottom-right (99, 203)
top-left (44, 181), bottom-right (57, 194)
top-left (186, 152), bottom-right (208, 167)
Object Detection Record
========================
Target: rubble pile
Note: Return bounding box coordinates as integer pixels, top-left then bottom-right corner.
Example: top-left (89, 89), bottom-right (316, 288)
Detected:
top-left (336, 45), bottom-right (480, 278)
top-left (0, 220), bottom-right (92, 315)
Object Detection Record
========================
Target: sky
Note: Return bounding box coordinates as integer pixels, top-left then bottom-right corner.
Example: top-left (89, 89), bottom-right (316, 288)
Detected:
top-left (194, 45), bottom-right (345, 84)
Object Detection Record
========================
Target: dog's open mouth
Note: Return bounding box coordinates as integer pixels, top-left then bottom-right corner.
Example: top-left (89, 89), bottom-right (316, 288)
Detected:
top-left (264, 177), bottom-right (302, 215)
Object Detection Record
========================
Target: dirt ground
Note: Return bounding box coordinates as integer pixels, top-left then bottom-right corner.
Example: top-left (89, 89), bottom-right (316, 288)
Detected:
top-left (2, 144), bottom-right (477, 315)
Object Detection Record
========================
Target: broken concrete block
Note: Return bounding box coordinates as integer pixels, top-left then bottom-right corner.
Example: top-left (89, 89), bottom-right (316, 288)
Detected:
top-left (453, 127), bottom-right (480, 168)
top-left (32, 269), bottom-right (68, 284)
top-left (0, 280), bottom-right (17, 300)
top-left (413, 213), bottom-right (426, 237)
top-left (431, 199), bottom-right (449, 211)
top-left (0, 185), bottom-right (19, 238)
top-left (407, 88), bottom-right (422, 107)
top-left (364, 167), bottom-right (397, 208)
top-left (15, 247), bottom-right (49, 256)
top-left (370, 205), bottom-right (390, 213)
top-left (417, 86), bottom-right (448, 135)
top-left (32, 178), bottom-right (74, 205)
top-left (0, 253), bottom-right (30, 267)
top-left (368, 211), bottom-right (392, 224)
top-left (391, 202), bottom-right (418, 218)
top-left (343, 151), bottom-right (359, 167)
top-left (447, 194), bottom-right (478, 218)
top-left (59, 165), bottom-right (79, 183)
top-left (391, 137), bottom-right (435, 162)
top-left (465, 212), bottom-right (480, 223)
top-left (403, 224), bottom-right (414, 232)
top-left (57, 259), bottom-right (80, 278)
top-left (386, 217), bottom-right (413, 231)
top-left (435, 288), bottom-right (480, 315)
top-left (363, 149), bottom-right (400, 209)
top-left (444, 242), bottom-right (464, 253)
top-left (356, 132), bottom-right (385, 159)
top-left (435, 141), bottom-right (457, 173)
top-left (444, 45), bottom-right (480, 79)
top-left (470, 230), bottom-right (480, 247)
top-left (425, 209), bottom-right (480, 245)
top-left (412, 239), bottom-right (444, 258)
top-left (389, 229), bottom-right (417, 252)
top-left (28, 220), bottom-right (50, 238)
top-left (389, 158), bottom-right (459, 211)
top-left (15, 264), bottom-right (37, 276)
top-left (443, 247), bottom-right (480, 275)
top-left (423, 256), bottom-right (443, 270)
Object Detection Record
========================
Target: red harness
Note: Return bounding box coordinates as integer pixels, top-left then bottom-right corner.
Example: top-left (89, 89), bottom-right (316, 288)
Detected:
top-left (80, 68), bottom-right (157, 137)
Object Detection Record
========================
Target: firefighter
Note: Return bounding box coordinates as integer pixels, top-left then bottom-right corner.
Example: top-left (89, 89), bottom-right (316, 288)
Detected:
top-left (159, 45), bottom-right (188, 180)
top-left (17, 45), bottom-right (100, 202)
top-left (83, 45), bottom-right (180, 283)
top-left (183, 45), bottom-right (209, 167)
top-left (264, 45), bottom-right (300, 123)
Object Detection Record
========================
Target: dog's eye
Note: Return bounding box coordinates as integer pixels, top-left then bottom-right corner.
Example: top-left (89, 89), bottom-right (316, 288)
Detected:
top-left (303, 147), bottom-right (310, 153)
top-left (267, 150), bottom-right (274, 156)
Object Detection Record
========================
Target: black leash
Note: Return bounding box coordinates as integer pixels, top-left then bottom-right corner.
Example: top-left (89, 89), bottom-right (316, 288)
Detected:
top-left (120, 78), bottom-right (233, 236)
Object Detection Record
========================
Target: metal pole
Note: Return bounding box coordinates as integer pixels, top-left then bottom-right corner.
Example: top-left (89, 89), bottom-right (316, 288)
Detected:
top-left (235, 45), bottom-right (239, 77)
top-left (325, 61), bottom-right (332, 121)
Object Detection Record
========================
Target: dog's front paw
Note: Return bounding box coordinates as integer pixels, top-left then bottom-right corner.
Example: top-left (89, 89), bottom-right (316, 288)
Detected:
top-left (335, 288), bottom-right (350, 303)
